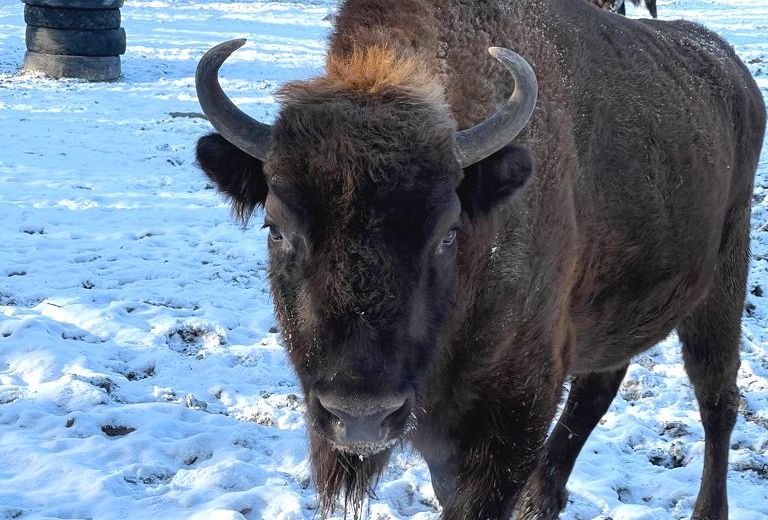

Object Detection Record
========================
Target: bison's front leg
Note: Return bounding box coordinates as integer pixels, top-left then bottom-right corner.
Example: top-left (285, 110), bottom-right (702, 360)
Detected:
top-left (515, 365), bottom-right (629, 519)
top-left (436, 369), bottom-right (562, 519)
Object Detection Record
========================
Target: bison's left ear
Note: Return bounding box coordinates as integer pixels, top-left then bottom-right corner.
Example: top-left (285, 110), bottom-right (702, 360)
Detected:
top-left (457, 144), bottom-right (533, 217)
top-left (196, 132), bottom-right (268, 225)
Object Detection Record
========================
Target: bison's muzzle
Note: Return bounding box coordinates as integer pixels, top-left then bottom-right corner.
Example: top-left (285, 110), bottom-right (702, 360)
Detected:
top-left (311, 390), bottom-right (414, 454)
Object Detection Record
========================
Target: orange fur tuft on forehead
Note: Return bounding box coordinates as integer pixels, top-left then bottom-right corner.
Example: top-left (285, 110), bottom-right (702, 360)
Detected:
top-left (324, 45), bottom-right (442, 99)
top-left (275, 44), bottom-right (449, 115)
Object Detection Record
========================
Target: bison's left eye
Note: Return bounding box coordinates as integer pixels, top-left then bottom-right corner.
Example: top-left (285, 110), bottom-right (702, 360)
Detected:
top-left (438, 228), bottom-right (459, 254)
top-left (442, 229), bottom-right (457, 246)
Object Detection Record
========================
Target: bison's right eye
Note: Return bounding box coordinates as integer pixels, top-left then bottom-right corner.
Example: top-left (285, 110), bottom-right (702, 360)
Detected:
top-left (262, 222), bottom-right (283, 242)
top-left (269, 228), bottom-right (283, 242)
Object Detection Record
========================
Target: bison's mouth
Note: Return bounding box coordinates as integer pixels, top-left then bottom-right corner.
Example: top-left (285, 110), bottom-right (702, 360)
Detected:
top-left (334, 407), bottom-right (417, 456)
top-left (332, 437), bottom-right (400, 457)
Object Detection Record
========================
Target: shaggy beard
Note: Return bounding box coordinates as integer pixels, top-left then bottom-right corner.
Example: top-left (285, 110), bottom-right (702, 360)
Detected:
top-left (311, 432), bottom-right (392, 519)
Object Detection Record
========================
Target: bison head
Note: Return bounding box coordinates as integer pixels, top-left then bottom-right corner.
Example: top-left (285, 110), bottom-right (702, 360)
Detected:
top-left (195, 39), bottom-right (536, 514)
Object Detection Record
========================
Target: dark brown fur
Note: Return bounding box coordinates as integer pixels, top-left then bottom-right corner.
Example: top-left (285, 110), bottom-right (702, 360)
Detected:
top-left (195, 0), bottom-right (766, 518)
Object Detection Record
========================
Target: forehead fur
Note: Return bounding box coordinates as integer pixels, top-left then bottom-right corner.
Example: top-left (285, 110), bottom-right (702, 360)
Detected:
top-left (327, 45), bottom-right (442, 99)
top-left (267, 45), bottom-right (460, 227)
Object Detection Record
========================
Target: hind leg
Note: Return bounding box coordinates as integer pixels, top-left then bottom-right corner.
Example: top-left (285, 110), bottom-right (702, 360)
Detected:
top-left (516, 365), bottom-right (628, 519)
top-left (678, 306), bottom-right (741, 520)
top-left (677, 209), bottom-right (749, 520)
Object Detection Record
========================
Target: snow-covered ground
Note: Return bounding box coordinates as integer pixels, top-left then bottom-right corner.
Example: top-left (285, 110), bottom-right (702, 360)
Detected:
top-left (0, 0), bottom-right (766, 518)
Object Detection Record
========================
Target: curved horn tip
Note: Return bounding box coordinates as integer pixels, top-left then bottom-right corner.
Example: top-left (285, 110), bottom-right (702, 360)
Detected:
top-left (225, 38), bottom-right (247, 48)
top-left (488, 47), bottom-right (507, 60)
top-left (198, 39), bottom-right (248, 73)
top-left (454, 47), bottom-right (537, 168)
top-left (211, 38), bottom-right (247, 55)
top-left (488, 47), bottom-right (527, 65)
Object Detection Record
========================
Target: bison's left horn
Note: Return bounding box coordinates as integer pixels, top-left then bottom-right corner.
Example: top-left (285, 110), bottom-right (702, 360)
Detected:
top-left (453, 47), bottom-right (538, 168)
top-left (196, 39), bottom-right (274, 161)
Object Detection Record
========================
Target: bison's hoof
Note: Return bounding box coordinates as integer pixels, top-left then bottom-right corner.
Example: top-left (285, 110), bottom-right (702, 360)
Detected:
top-left (515, 486), bottom-right (568, 520)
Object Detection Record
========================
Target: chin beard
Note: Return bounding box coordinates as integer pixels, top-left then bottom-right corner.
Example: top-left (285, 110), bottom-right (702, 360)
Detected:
top-left (311, 432), bottom-right (393, 519)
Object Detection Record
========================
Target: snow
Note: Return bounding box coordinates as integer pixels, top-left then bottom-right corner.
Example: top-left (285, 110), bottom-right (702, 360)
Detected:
top-left (0, 0), bottom-right (766, 518)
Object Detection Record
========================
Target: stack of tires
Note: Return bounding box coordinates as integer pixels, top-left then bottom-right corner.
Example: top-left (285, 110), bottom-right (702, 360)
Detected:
top-left (23, 0), bottom-right (126, 81)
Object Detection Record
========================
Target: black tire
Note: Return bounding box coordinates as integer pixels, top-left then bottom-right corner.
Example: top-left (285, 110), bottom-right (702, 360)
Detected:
top-left (23, 51), bottom-right (121, 81)
top-left (25, 6), bottom-right (120, 30)
top-left (26, 26), bottom-right (126, 57)
top-left (23, 0), bottom-right (123, 9)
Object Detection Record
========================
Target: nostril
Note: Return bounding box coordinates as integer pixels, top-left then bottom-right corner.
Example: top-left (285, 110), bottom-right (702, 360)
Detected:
top-left (315, 396), bottom-right (346, 433)
top-left (317, 398), bottom-right (341, 420)
top-left (380, 398), bottom-right (411, 432)
top-left (387, 399), bottom-right (408, 418)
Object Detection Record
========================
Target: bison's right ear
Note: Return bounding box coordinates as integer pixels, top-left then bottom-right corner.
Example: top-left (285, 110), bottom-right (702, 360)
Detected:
top-left (457, 144), bottom-right (533, 218)
top-left (196, 132), bottom-right (268, 224)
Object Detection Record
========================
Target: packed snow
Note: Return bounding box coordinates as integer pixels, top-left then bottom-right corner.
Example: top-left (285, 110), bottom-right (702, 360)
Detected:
top-left (0, 0), bottom-right (766, 519)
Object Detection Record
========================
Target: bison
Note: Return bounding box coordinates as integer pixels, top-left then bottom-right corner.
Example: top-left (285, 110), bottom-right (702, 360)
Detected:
top-left (193, 0), bottom-right (766, 518)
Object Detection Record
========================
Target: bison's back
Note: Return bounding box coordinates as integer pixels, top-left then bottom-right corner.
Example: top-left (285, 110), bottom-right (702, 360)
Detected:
top-left (560, 10), bottom-right (764, 369)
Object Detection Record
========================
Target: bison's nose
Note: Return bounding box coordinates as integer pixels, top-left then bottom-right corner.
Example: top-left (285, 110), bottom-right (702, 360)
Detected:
top-left (316, 392), bottom-right (412, 447)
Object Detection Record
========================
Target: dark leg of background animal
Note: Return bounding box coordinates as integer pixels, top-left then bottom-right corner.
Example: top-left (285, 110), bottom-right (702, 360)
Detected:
top-left (515, 365), bottom-right (628, 520)
top-left (645, 0), bottom-right (658, 18)
top-left (617, 1), bottom-right (626, 16)
top-left (676, 205), bottom-right (749, 520)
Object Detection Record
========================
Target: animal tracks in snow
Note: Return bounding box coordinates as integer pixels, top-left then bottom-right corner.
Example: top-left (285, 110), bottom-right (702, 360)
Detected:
top-left (0, 0), bottom-right (766, 519)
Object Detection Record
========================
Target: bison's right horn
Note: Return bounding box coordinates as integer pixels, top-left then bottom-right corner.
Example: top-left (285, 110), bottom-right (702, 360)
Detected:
top-left (453, 47), bottom-right (538, 168)
top-left (196, 39), bottom-right (274, 161)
